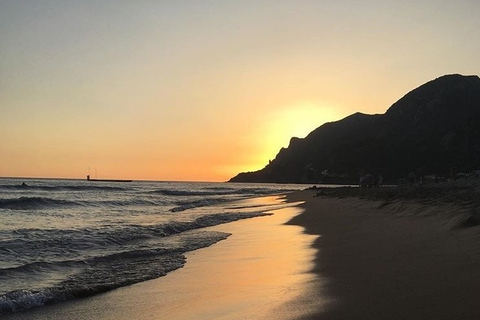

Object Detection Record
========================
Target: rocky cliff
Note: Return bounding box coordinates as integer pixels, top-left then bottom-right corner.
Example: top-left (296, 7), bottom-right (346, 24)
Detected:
top-left (229, 74), bottom-right (480, 184)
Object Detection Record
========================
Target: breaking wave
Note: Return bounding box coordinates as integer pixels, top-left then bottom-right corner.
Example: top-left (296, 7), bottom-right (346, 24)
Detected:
top-left (0, 231), bottom-right (229, 314)
top-left (170, 198), bottom-right (231, 212)
top-left (150, 186), bottom-right (297, 197)
top-left (0, 184), bottom-right (127, 192)
top-left (150, 189), bottom-right (235, 196)
top-left (0, 197), bottom-right (83, 210)
top-left (2, 211), bottom-right (273, 266)
top-left (0, 197), bottom-right (165, 211)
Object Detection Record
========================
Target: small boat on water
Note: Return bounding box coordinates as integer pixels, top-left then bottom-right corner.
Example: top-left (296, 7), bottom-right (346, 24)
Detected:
top-left (87, 175), bottom-right (132, 182)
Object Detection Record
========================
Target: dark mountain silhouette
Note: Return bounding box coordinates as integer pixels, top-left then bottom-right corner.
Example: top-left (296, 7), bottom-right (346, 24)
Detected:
top-left (229, 74), bottom-right (480, 184)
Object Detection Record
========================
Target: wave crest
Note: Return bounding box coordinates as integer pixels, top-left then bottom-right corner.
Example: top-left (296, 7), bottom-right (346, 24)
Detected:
top-left (0, 231), bottom-right (231, 315)
top-left (0, 184), bottom-right (127, 192)
top-left (0, 197), bottom-right (82, 210)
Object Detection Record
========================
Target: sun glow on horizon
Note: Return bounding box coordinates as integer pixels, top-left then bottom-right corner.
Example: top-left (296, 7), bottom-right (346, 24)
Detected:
top-left (263, 101), bottom-right (343, 153)
top-left (2, 1), bottom-right (480, 181)
top-left (227, 101), bottom-right (346, 175)
top-left (271, 101), bottom-right (343, 139)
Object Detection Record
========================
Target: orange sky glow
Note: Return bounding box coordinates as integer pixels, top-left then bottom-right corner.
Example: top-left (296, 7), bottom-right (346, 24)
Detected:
top-left (2, 1), bottom-right (480, 181)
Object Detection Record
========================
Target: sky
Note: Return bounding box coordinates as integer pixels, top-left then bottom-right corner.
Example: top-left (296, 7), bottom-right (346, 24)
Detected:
top-left (1, 0), bottom-right (480, 181)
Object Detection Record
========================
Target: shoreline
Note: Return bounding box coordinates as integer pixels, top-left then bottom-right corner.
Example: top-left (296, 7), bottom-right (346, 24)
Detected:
top-left (6, 184), bottom-right (480, 319)
top-left (4, 195), bottom-right (324, 320)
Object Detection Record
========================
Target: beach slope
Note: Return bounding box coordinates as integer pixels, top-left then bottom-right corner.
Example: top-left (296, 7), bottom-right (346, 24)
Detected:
top-left (287, 186), bottom-right (480, 319)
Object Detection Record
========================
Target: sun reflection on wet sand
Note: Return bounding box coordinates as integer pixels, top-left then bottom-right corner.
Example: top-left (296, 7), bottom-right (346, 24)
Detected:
top-left (137, 196), bottom-right (329, 320)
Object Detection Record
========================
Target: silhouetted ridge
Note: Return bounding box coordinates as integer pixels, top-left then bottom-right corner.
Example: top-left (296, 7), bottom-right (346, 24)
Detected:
top-left (386, 74), bottom-right (480, 119)
top-left (229, 74), bottom-right (480, 184)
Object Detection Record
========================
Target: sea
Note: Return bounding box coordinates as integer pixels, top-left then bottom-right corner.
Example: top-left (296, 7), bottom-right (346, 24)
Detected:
top-left (0, 178), bottom-right (309, 315)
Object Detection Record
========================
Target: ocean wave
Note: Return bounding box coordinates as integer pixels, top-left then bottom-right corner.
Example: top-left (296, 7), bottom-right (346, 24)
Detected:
top-left (169, 198), bottom-right (230, 212)
top-left (205, 186), bottom-right (236, 191)
top-left (97, 198), bottom-right (161, 207)
top-left (0, 260), bottom-right (62, 277)
top-left (0, 184), bottom-right (127, 192)
top-left (236, 187), bottom-right (298, 195)
top-left (0, 289), bottom-right (58, 313)
top-left (150, 186), bottom-right (296, 197)
top-left (1, 211), bottom-right (273, 269)
top-left (0, 197), bottom-right (83, 210)
top-left (149, 189), bottom-right (236, 196)
top-left (0, 231), bottom-right (230, 315)
top-left (0, 196), bottom-right (159, 211)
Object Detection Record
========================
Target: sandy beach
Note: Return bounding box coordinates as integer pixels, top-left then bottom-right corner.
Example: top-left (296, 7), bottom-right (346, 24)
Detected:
top-left (288, 186), bottom-right (480, 319)
top-left (6, 186), bottom-right (480, 319)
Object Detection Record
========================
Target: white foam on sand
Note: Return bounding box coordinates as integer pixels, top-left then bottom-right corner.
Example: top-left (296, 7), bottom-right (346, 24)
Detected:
top-left (5, 196), bottom-right (329, 320)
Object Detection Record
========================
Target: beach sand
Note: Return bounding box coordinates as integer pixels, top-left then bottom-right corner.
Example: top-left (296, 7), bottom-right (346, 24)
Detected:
top-left (6, 190), bottom-right (480, 319)
top-left (288, 189), bottom-right (480, 319)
